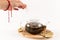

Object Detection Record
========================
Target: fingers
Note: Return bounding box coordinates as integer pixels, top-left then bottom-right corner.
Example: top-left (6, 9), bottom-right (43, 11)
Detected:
top-left (12, 0), bottom-right (27, 10)
top-left (14, 7), bottom-right (19, 10)
top-left (18, 4), bottom-right (26, 9)
top-left (13, 3), bottom-right (26, 10)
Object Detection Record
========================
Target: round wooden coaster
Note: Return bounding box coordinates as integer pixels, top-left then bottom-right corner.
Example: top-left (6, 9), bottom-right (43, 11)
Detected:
top-left (18, 28), bottom-right (53, 39)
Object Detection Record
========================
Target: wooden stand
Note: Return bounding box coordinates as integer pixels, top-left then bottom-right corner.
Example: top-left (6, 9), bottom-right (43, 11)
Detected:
top-left (18, 27), bottom-right (53, 39)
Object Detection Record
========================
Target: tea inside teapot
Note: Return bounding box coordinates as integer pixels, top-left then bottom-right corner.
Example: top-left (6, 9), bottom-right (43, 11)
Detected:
top-left (25, 22), bottom-right (46, 35)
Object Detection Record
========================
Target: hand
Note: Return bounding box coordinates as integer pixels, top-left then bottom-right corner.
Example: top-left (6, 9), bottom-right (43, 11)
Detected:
top-left (0, 0), bottom-right (8, 10)
top-left (7, 0), bottom-right (27, 10)
top-left (0, 0), bottom-right (26, 11)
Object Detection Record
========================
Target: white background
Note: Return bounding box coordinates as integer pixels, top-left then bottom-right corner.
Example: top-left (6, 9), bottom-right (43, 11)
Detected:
top-left (0, 0), bottom-right (60, 40)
